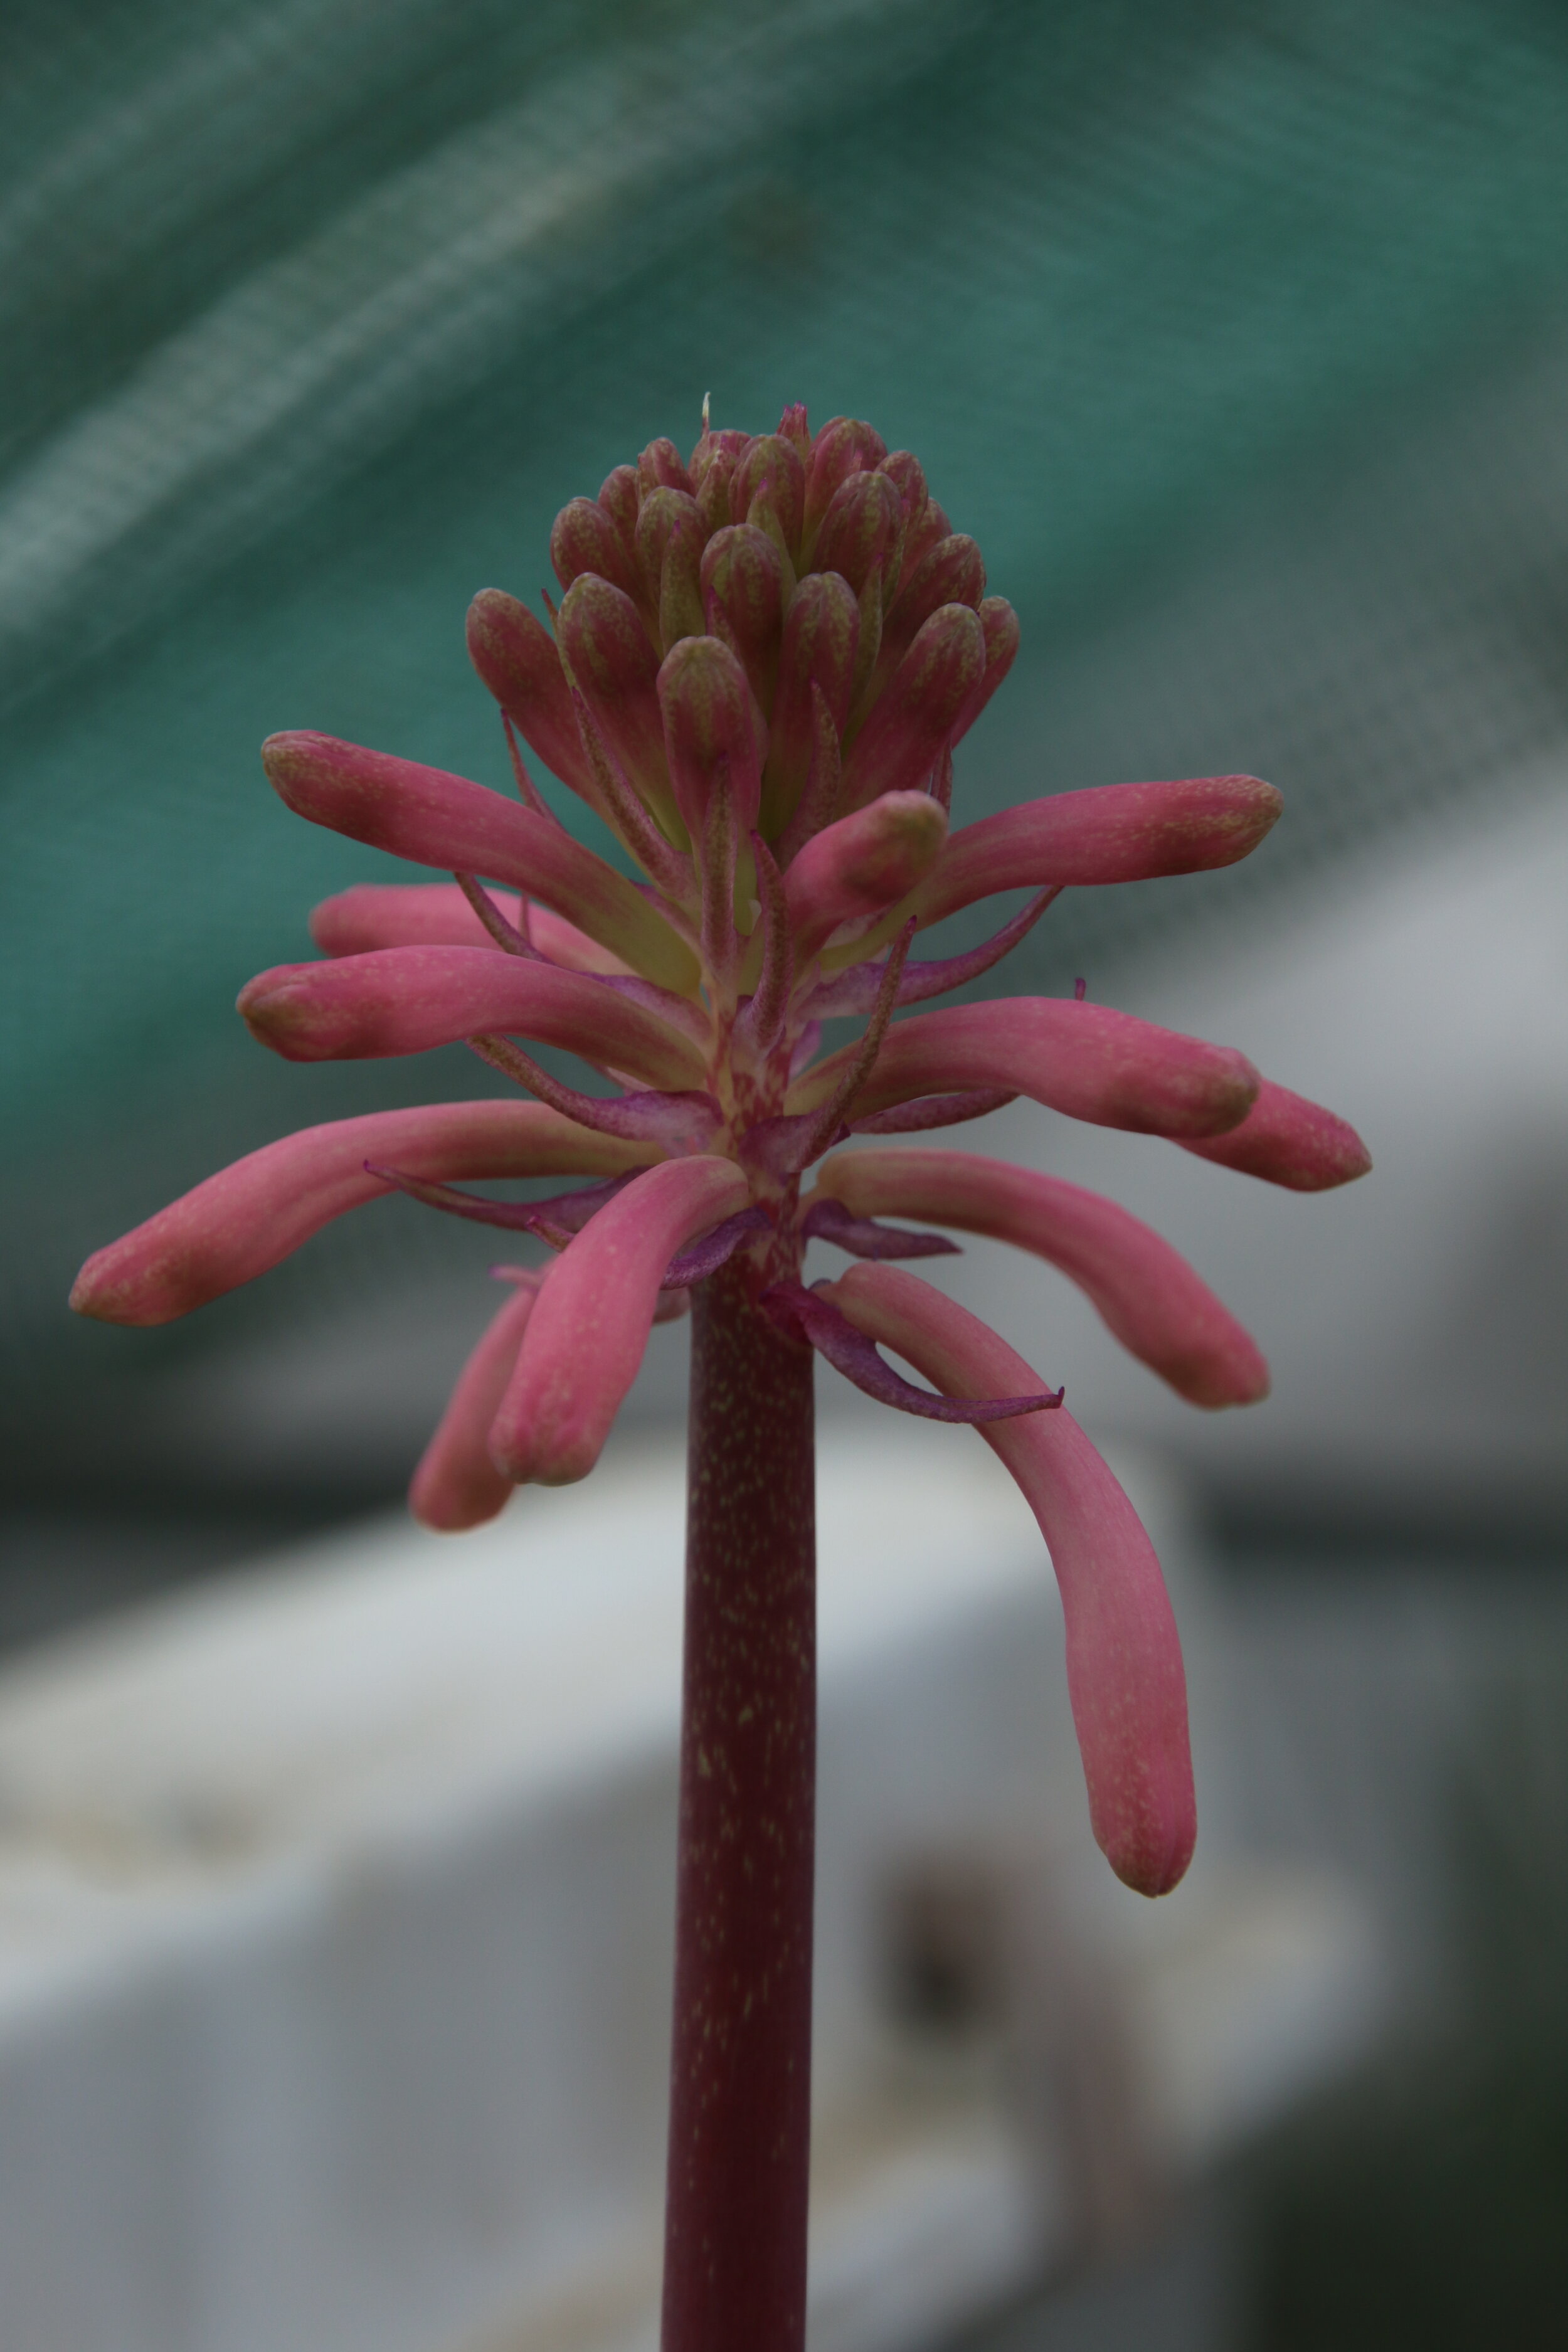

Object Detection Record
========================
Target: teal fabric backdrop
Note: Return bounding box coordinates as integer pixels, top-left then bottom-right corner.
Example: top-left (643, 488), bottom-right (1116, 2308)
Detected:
top-left (4, 0), bottom-right (1567, 1499)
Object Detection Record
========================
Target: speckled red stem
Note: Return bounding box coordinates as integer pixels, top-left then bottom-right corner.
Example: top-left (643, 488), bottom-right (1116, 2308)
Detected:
top-left (661, 1258), bottom-right (817, 2352)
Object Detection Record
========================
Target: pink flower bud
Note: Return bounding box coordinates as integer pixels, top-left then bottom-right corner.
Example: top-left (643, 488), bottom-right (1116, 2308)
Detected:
top-left (730, 433), bottom-right (805, 556)
top-left (954, 596), bottom-right (1020, 741)
top-left (812, 469), bottom-right (906, 596)
top-left (785, 792), bottom-right (949, 963)
top-left (597, 464), bottom-right (641, 557)
top-left (840, 601), bottom-right (984, 810)
top-left (776, 402), bottom-right (810, 458)
top-left (308, 882), bottom-right (633, 977)
top-left (549, 495), bottom-right (641, 601)
top-left (689, 428), bottom-right (750, 534)
top-left (637, 436), bottom-right (693, 496)
top-left (465, 590), bottom-right (592, 797)
top-left (877, 533), bottom-right (986, 688)
top-left (657, 635), bottom-right (762, 839)
top-left (916, 775), bottom-right (1286, 927)
top-left (238, 946), bottom-right (708, 1086)
top-left (792, 998), bottom-right (1260, 1139)
top-left (877, 450), bottom-right (929, 527)
top-left (761, 571), bottom-right (859, 834)
top-left (556, 574), bottom-right (679, 830)
top-left (635, 485), bottom-right (707, 648)
top-left (259, 730), bottom-right (698, 992)
top-left (896, 495), bottom-right (952, 594)
top-left (803, 417), bottom-right (887, 548)
top-left (701, 523), bottom-right (785, 711)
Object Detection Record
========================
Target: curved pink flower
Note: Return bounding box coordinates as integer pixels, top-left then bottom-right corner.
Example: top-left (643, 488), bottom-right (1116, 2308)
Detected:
top-left (812, 1148), bottom-right (1268, 1407)
top-left (238, 947), bottom-right (707, 1088)
top-left (70, 1103), bottom-right (651, 1324)
top-left (789, 997), bottom-right (1261, 1138)
top-left (411, 1273), bottom-right (541, 1532)
top-left (820, 1262), bottom-right (1196, 1898)
top-left (262, 731), bottom-right (699, 993)
top-left (491, 1157), bottom-right (750, 1485)
top-left (911, 775), bottom-right (1285, 927)
top-left (72, 402), bottom-right (1367, 1916)
top-left (72, 409), bottom-right (1376, 2349)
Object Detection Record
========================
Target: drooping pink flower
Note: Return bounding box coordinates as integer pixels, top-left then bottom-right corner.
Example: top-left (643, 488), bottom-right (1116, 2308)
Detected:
top-left (72, 406), bottom-right (1370, 2352)
top-left (73, 408), bottom-right (1369, 1899)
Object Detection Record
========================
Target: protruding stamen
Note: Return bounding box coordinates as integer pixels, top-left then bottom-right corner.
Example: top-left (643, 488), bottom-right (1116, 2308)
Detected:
top-left (364, 1163), bottom-right (635, 1235)
top-left (467, 1034), bottom-right (723, 1150)
top-left (850, 1088), bottom-right (1017, 1135)
top-left (803, 887), bottom-right (1061, 1016)
top-left (800, 1199), bottom-right (959, 1261)
top-left (658, 635), bottom-right (763, 845)
top-left (499, 714), bottom-right (559, 825)
top-left (761, 1281), bottom-right (1061, 1422)
top-left (791, 917), bottom-right (915, 1165)
top-left (466, 590), bottom-right (596, 805)
top-left (569, 686), bottom-right (694, 900)
top-left (453, 871), bottom-right (534, 955)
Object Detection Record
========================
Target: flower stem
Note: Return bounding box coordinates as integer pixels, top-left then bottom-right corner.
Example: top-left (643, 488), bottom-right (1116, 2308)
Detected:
top-left (661, 1257), bottom-right (817, 2352)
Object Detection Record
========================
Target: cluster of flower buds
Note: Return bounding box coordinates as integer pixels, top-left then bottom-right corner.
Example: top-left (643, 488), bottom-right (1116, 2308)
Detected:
top-left (73, 407), bottom-right (1370, 1897)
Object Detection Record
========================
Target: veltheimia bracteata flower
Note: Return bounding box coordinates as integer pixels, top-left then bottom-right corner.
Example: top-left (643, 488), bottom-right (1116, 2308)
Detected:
top-left (72, 408), bottom-right (1369, 1908)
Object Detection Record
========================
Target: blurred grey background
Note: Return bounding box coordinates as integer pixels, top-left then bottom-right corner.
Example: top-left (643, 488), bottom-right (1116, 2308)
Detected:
top-left (1, 3), bottom-right (1567, 2344)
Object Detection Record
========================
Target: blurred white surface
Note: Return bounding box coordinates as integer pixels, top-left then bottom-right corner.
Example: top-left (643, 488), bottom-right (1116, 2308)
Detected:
top-left (0, 1427), bottom-right (1375, 2352)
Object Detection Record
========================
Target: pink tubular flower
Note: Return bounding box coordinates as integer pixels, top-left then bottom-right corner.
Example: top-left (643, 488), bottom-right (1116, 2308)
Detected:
top-left (72, 406), bottom-right (1369, 2352)
top-left (817, 1263), bottom-right (1195, 1897)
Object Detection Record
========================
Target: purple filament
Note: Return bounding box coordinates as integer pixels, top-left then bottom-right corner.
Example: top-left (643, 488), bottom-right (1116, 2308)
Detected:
top-left (761, 1281), bottom-right (1062, 1423)
top-left (800, 1198), bottom-right (960, 1261)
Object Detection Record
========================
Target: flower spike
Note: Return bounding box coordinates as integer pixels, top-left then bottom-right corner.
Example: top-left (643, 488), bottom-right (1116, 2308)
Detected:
top-left (800, 1198), bottom-right (960, 1261)
top-left (73, 405), bottom-right (1370, 2352)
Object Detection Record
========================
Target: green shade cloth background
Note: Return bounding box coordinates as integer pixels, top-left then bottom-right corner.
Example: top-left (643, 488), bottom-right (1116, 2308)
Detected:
top-left (3, 0), bottom-right (1567, 1475)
